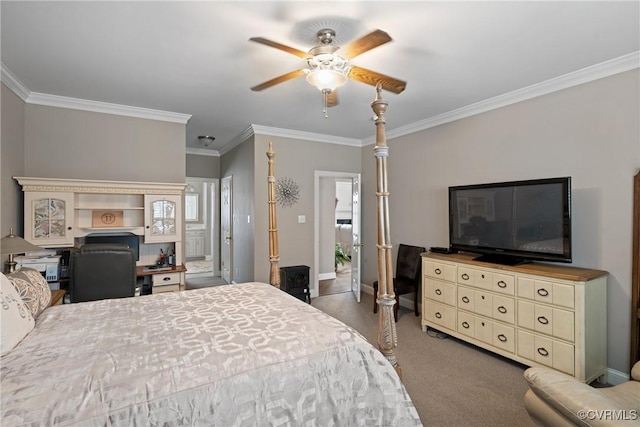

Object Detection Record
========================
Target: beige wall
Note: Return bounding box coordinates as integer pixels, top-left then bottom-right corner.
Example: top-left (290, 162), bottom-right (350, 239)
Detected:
top-left (24, 104), bottom-right (186, 182)
top-left (220, 135), bottom-right (255, 283)
top-left (252, 135), bottom-right (362, 289)
top-left (361, 69), bottom-right (640, 374)
top-left (1, 83), bottom-right (26, 257)
top-left (186, 153), bottom-right (220, 178)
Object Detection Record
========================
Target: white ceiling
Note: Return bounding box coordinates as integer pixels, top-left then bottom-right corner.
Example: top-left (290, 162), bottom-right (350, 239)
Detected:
top-left (1, 1), bottom-right (638, 154)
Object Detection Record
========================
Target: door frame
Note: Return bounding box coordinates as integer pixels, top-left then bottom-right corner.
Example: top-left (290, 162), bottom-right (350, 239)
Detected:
top-left (313, 170), bottom-right (361, 299)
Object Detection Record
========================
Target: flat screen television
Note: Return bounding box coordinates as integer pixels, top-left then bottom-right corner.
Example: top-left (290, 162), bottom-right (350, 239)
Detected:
top-left (448, 177), bottom-right (571, 265)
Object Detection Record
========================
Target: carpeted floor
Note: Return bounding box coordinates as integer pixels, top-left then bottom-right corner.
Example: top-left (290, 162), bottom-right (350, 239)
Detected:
top-left (311, 291), bottom-right (535, 427)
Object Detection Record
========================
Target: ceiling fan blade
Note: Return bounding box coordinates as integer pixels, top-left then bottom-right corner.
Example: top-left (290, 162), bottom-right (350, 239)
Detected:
top-left (327, 90), bottom-right (338, 107)
top-left (348, 66), bottom-right (406, 94)
top-left (339, 29), bottom-right (392, 60)
top-left (251, 69), bottom-right (306, 91)
top-left (249, 37), bottom-right (312, 59)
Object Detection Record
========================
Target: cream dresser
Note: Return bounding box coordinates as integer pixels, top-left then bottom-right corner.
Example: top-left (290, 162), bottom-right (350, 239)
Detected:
top-left (422, 252), bottom-right (608, 383)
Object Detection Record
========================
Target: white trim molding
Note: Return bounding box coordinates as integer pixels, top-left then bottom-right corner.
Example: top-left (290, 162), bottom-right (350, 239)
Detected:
top-left (186, 147), bottom-right (221, 157)
top-left (1, 63), bottom-right (191, 124)
top-left (1, 62), bottom-right (30, 101)
top-left (27, 92), bottom-right (192, 124)
top-left (251, 124), bottom-right (362, 147)
top-left (362, 51), bottom-right (640, 146)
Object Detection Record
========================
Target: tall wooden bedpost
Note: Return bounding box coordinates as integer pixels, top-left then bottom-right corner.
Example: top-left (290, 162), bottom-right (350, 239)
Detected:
top-left (371, 84), bottom-right (400, 377)
top-left (267, 142), bottom-right (280, 288)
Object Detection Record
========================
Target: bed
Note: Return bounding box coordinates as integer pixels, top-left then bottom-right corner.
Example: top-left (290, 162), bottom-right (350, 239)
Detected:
top-left (1, 108), bottom-right (420, 425)
top-left (1, 278), bottom-right (419, 425)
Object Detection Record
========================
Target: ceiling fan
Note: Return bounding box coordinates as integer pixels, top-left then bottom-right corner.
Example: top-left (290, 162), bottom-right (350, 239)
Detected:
top-left (249, 28), bottom-right (406, 117)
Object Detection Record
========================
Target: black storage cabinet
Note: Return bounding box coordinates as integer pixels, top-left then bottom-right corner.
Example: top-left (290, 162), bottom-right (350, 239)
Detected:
top-left (279, 265), bottom-right (310, 303)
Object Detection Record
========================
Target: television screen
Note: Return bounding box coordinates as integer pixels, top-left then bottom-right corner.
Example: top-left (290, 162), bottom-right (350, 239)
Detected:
top-left (449, 177), bottom-right (571, 264)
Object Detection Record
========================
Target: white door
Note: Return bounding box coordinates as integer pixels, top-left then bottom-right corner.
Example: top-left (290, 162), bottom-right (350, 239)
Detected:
top-left (351, 175), bottom-right (362, 302)
top-left (221, 176), bottom-right (232, 283)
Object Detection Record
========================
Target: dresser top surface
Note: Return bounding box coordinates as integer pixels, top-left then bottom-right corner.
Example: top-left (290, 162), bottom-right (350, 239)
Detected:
top-left (423, 252), bottom-right (608, 282)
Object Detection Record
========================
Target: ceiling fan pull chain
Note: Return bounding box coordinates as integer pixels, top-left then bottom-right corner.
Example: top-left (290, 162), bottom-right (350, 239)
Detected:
top-left (322, 89), bottom-right (329, 118)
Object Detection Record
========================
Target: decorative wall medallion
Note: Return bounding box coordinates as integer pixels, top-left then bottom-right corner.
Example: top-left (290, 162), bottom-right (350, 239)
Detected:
top-left (276, 177), bottom-right (300, 208)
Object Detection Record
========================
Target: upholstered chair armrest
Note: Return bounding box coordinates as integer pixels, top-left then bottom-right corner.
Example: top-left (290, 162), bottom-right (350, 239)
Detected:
top-left (524, 367), bottom-right (639, 427)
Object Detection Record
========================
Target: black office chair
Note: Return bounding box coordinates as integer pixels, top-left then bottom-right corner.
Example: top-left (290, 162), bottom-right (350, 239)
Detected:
top-left (70, 243), bottom-right (136, 303)
top-left (373, 244), bottom-right (426, 322)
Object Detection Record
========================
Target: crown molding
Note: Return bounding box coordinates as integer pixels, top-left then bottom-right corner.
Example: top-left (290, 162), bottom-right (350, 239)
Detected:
top-left (26, 92), bottom-right (192, 124)
top-left (251, 124), bottom-right (362, 146)
top-left (1, 62), bottom-right (30, 101)
top-left (362, 51), bottom-right (640, 146)
top-left (186, 147), bottom-right (220, 157)
top-left (218, 125), bottom-right (256, 156)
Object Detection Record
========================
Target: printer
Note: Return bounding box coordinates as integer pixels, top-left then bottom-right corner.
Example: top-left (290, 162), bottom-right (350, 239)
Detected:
top-left (15, 255), bottom-right (61, 282)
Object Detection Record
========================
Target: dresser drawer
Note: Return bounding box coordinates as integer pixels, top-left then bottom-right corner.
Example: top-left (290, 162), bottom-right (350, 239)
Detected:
top-left (458, 266), bottom-right (492, 290)
top-left (152, 272), bottom-right (181, 286)
top-left (457, 313), bottom-right (515, 354)
top-left (517, 277), bottom-right (575, 309)
top-left (425, 278), bottom-right (457, 306)
top-left (517, 300), bottom-right (575, 342)
top-left (153, 284), bottom-right (180, 293)
top-left (424, 301), bottom-right (456, 332)
top-left (518, 330), bottom-right (574, 376)
top-left (492, 273), bottom-right (515, 296)
top-left (424, 260), bottom-right (456, 282)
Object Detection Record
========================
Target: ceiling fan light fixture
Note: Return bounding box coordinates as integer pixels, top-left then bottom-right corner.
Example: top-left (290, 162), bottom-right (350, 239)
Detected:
top-left (306, 68), bottom-right (347, 91)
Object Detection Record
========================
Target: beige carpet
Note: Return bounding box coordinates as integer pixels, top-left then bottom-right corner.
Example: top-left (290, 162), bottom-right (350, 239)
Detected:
top-left (311, 291), bottom-right (534, 427)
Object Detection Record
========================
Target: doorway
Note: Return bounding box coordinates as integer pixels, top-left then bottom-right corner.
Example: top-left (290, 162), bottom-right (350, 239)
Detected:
top-left (184, 177), bottom-right (220, 280)
top-left (314, 171), bottom-right (361, 301)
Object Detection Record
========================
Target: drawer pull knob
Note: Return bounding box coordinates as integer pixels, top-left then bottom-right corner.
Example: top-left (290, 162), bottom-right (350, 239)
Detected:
top-left (435, 289), bottom-right (442, 296)
top-left (537, 348), bottom-right (549, 357)
top-left (497, 280), bottom-right (507, 288)
top-left (481, 295), bottom-right (485, 300)
top-left (481, 274), bottom-right (485, 279)
top-left (461, 273), bottom-right (469, 281)
top-left (537, 316), bottom-right (549, 325)
top-left (497, 306), bottom-right (507, 314)
top-left (537, 288), bottom-right (549, 297)
top-left (461, 296), bottom-right (470, 304)
top-left (434, 268), bottom-right (442, 275)
top-left (435, 312), bottom-right (442, 319)
top-left (497, 334), bottom-right (507, 342)
top-left (462, 321), bottom-right (470, 329)
top-left (163, 277), bottom-right (171, 281)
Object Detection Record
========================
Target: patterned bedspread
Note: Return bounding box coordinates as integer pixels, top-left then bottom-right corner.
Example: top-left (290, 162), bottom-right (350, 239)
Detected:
top-left (1, 282), bottom-right (421, 426)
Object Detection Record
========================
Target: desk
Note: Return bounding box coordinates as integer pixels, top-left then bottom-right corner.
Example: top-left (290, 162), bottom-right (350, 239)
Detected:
top-left (50, 289), bottom-right (66, 306)
top-left (136, 265), bottom-right (186, 293)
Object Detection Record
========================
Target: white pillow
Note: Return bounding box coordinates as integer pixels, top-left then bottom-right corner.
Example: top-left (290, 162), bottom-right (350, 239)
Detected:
top-left (1, 272), bottom-right (35, 356)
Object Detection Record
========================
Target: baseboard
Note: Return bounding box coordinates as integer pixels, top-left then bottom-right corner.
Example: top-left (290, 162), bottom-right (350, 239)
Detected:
top-left (606, 367), bottom-right (630, 386)
top-left (319, 272), bottom-right (336, 281)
